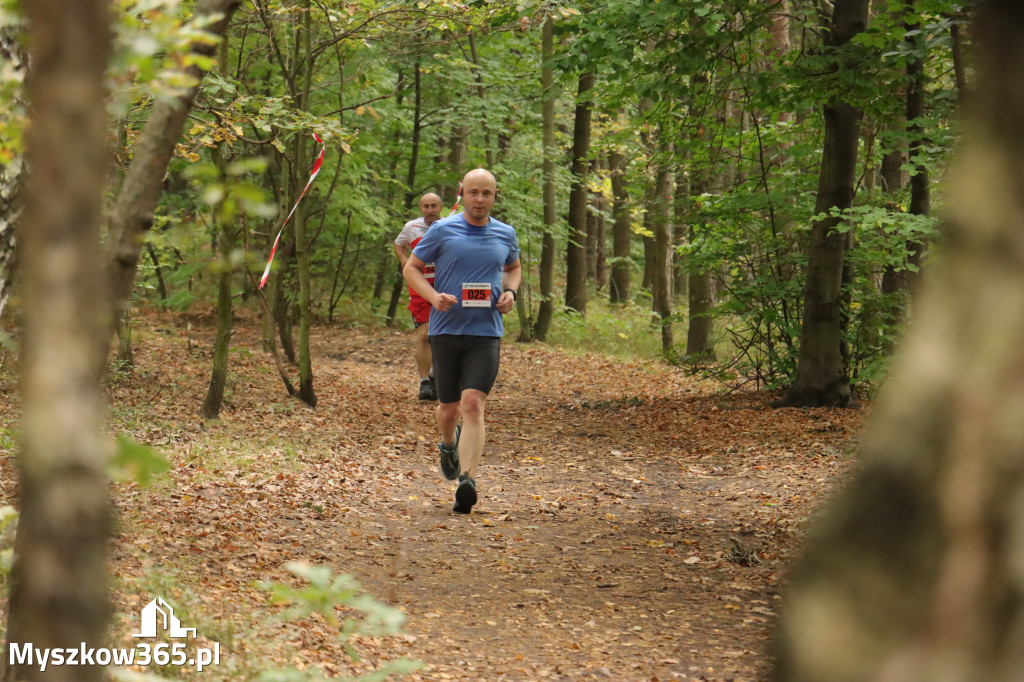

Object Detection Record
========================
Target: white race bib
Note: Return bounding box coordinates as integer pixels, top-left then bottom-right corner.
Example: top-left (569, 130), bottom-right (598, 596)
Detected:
top-left (461, 282), bottom-right (492, 307)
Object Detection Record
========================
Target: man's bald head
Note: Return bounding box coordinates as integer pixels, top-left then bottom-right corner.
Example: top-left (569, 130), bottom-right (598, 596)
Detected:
top-left (419, 192), bottom-right (442, 225)
top-left (462, 168), bottom-right (496, 189)
top-left (461, 168), bottom-right (497, 226)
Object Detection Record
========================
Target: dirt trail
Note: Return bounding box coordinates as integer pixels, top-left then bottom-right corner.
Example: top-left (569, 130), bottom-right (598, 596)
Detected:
top-left (1, 313), bottom-right (862, 682)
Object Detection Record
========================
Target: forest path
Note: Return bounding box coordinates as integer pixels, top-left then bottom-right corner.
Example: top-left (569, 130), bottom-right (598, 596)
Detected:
top-left (19, 311), bottom-right (862, 682)
top-left (305, 329), bottom-right (858, 682)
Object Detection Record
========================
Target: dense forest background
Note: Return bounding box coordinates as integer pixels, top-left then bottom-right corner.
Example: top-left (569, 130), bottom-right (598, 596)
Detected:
top-left (1, 0), bottom-right (965, 408)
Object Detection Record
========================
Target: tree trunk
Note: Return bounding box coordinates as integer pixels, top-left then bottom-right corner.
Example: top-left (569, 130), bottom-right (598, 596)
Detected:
top-left (686, 124), bottom-right (716, 360)
top-left (777, 0), bottom-right (868, 408)
top-left (145, 243), bottom-right (169, 303)
top-left (201, 146), bottom-right (234, 419)
top-left (467, 34), bottom-right (495, 170)
top-left (515, 284), bottom-right (534, 342)
top-left (372, 236), bottom-right (390, 301)
top-left (904, 19), bottom-right (930, 306)
top-left (115, 304), bottom-right (134, 372)
top-left (3, 1), bottom-right (111, 679)
top-left (565, 71), bottom-right (594, 314)
top-left (535, 17), bottom-right (558, 341)
top-left (950, 15), bottom-right (967, 106)
top-left (294, 0), bottom-right (316, 408)
top-left (686, 260), bottom-right (716, 359)
top-left (595, 182), bottom-right (608, 291)
top-left (879, 135), bottom-right (908, 296)
top-left (609, 150), bottom-right (631, 304)
top-left (273, 241), bottom-right (297, 365)
top-left (105, 0), bottom-right (241, 371)
top-left (651, 156), bottom-right (674, 355)
top-left (672, 158), bottom-right (690, 298)
top-left (387, 59), bottom-right (423, 326)
top-left (772, 5), bottom-right (1024, 679)
top-left (201, 251), bottom-right (233, 419)
top-left (586, 160), bottom-right (599, 283)
top-left (0, 28), bottom-right (24, 321)
top-left (686, 155), bottom-right (716, 362)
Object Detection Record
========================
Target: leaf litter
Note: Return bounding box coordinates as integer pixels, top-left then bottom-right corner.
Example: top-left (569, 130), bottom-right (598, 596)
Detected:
top-left (0, 308), bottom-right (864, 681)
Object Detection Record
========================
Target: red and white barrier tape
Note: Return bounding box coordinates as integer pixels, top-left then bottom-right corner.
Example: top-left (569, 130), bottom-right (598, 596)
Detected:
top-left (448, 182), bottom-right (463, 216)
top-left (259, 132), bottom-right (326, 289)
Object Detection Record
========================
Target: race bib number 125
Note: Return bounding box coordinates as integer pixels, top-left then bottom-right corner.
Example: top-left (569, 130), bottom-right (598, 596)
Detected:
top-left (461, 283), bottom-right (492, 307)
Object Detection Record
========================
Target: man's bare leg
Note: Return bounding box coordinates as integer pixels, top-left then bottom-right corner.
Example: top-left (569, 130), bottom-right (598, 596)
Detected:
top-left (414, 322), bottom-right (431, 379)
top-left (457, 388), bottom-right (486, 478)
top-left (437, 400), bottom-right (460, 447)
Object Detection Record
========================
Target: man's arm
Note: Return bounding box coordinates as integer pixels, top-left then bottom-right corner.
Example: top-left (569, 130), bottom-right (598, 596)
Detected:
top-left (393, 242), bottom-right (410, 269)
top-left (496, 258), bottom-right (522, 314)
top-left (404, 254), bottom-right (456, 311)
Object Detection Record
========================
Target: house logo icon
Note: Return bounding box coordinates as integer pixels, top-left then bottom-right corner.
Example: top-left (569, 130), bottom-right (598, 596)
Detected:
top-left (132, 597), bottom-right (197, 639)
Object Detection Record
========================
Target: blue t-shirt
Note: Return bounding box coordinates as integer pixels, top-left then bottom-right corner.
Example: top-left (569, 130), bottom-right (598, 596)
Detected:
top-left (412, 212), bottom-right (520, 337)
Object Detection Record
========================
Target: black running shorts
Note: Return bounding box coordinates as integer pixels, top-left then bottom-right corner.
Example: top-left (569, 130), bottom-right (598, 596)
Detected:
top-left (428, 334), bottom-right (501, 404)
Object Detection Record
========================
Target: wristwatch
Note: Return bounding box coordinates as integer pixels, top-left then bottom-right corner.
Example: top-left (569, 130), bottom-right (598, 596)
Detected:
top-left (503, 288), bottom-right (517, 300)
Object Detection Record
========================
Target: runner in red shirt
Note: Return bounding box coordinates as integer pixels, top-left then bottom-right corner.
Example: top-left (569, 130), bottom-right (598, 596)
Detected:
top-left (393, 193), bottom-right (442, 400)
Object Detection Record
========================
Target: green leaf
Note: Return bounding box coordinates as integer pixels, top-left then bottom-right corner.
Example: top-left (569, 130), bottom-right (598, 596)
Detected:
top-left (110, 435), bottom-right (170, 487)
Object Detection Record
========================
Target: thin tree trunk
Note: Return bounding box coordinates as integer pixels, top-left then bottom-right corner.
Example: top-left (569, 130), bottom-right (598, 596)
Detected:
top-left (273, 240), bottom-right (297, 365)
top-left (686, 129), bottom-right (716, 362)
top-left (686, 117), bottom-right (716, 360)
top-left (201, 252), bottom-right (233, 419)
top-left (879, 137), bottom-right (907, 296)
top-left (515, 284), bottom-right (534, 342)
top-left (3, 1), bottom-right (111, 679)
top-left (388, 59), bottom-right (422, 326)
top-left (145, 243), bottom-right (169, 303)
top-left (115, 304), bottom-right (134, 372)
top-left (595, 174), bottom-right (608, 291)
top-left (467, 34), bottom-right (495, 169)
top-left (651, 149), bottom-right (674, 355)
top-left (609, 150), bottom-right (631, 304)
top-left (201, 142), bottom-right (234, 419)
top-left (950, 16), bottom-right (967, 107)
top-left (672, 158), bottom-right (690, 298)
top-left (639, 97), bottom-right (656, 297)
top-left (295, 0), bottom-right (316, 407)
top-left (565, 71), bottom-right (595, 314)
top-left (773, 5), bottom-right (1024, 679)
top-left (777, 0), bottom-right (868, 408)
top-left (0, 29), bottom-right (24, 321)
top-left (586, 160), bottom-right (600, 283)
top-left (535, 16), bottom-right (558, 340)
top-left (686, 260), bottom-right (715, 359)
top-left (904, 19), bottom-right (930, 306)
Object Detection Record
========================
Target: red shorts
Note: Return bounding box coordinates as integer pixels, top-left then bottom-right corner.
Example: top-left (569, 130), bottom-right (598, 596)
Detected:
top-left (409, 292), bottom-right (432, 325)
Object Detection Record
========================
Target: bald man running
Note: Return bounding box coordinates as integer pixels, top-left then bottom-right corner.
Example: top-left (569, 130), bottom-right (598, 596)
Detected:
top-left (403, 169), bottom-right (522, 514)
top-left (394, 192), bottom-right (443, 400)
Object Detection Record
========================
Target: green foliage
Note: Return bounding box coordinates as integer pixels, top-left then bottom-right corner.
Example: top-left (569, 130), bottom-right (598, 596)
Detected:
top-left (682, 187), bottom-right (810, 389)
top-left (84, 0), bottom-right (966, 391)
top-left (110, 0), bottom-right (226, 113)
top-left (0, 0), bottom-right (26, 163)
top-left (510, 298), bottom-right (663, 360)
top-left (257, 561), bottom-right (421, 681)
top-left (0, 505), bottom-right (17, 576)
top-left (110, 434), bottom-right (172, 487)
top-left (828, 204), bottom-right (939, 390)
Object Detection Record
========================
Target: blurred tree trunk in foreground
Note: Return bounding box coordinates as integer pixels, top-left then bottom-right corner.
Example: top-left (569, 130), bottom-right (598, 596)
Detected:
top-left (3, 0), bottom-right (112, 679)
top-left (773, 3), bottom-right (1024, 681)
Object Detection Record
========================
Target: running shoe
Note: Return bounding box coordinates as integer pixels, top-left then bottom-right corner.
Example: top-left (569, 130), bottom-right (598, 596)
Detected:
top-left (439, 423), bottom-right (461, 480)
top-left (453, 473), bottom-right (477, 514)
top-left (418, 378), bottom-right (436, 401)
